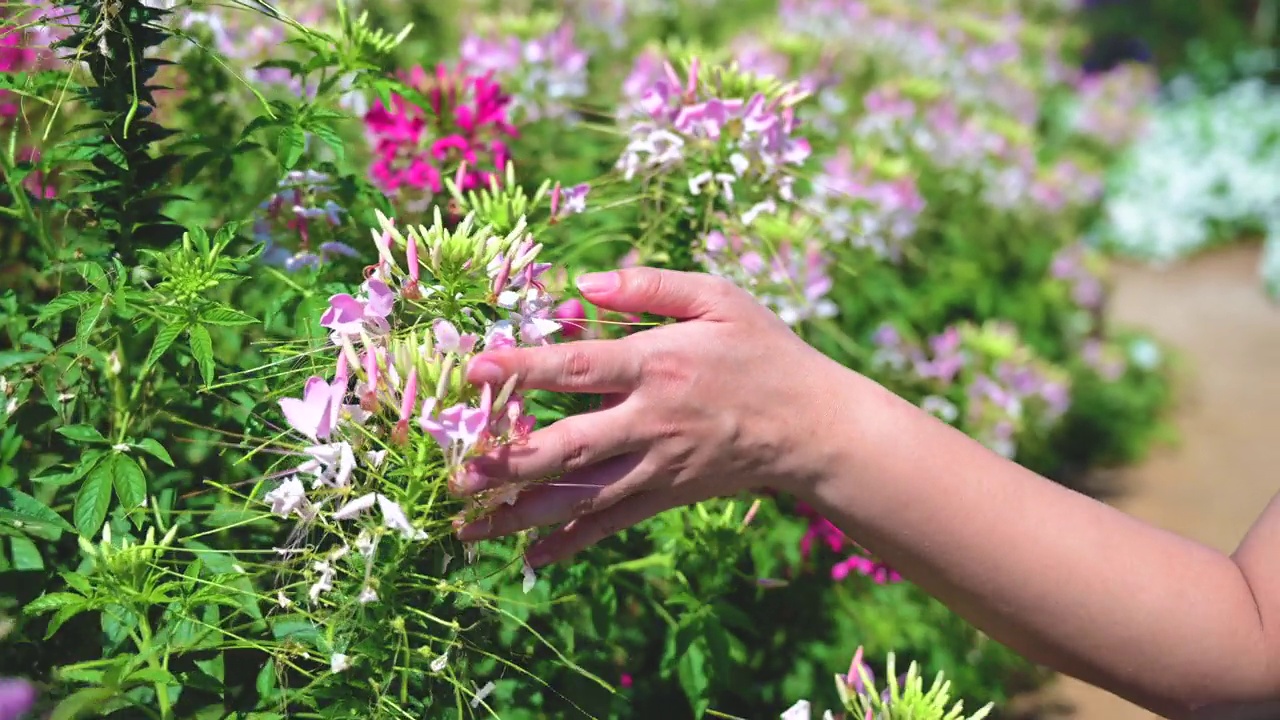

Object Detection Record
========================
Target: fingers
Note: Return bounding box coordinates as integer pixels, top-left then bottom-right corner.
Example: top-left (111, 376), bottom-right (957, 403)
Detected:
top-left (466, 338), bottom-right (641, 392)
top-left (575, 267), bottom-right (740, 320)
top-left (525, 492), bottom-right (674, 567)
top-left (451, 408), bottom-right (640, 496)
top-left (455, 454), bottom-right (644, 542)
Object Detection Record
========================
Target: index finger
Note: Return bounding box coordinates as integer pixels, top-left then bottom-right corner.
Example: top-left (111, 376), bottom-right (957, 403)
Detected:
top-left (465, 338), bottom-right (642, 393)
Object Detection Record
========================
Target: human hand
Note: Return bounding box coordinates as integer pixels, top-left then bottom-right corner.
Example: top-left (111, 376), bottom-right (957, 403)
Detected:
top-left (453, 267), bottom-right (855, 566)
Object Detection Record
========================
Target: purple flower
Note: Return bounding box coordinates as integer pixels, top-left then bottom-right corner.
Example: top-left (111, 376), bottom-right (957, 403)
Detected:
top-left (0, 679), bottom-right (35, 720)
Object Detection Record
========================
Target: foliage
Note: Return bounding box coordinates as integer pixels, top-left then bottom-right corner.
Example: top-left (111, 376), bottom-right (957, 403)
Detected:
top-left (0, 0), bottom-right (1177, 718)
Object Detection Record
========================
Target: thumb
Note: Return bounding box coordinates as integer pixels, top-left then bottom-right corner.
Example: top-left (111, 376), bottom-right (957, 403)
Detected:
top-left (574, 267), bottom-right (738, 320)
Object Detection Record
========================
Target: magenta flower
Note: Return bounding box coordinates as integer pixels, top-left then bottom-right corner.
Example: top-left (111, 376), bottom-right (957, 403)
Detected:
top-left (279, 376), bottom-right (345, 441)
top-left (831, 554), bottom-right (902, 584)
top-left (553, 299), bottom-right (587, 339)
top-left (364, 64), bottom-right (517, 198)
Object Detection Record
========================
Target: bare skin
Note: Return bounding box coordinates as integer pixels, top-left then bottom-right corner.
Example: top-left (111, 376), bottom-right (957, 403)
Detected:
top-left (452, 267), bottom-right (1280, 719)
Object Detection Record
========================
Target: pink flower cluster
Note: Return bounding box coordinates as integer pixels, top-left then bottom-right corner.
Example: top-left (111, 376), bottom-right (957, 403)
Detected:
top-left (1030, 158), bottom-right (1106, 213)
top-left (1050, 242), bottom-right (1105, 311)
top-left (796, 502), bottom-right (902, 585)
top-left (268, 213), bottom-right (563, 610)
top-left (1071, 62), bottom-right (1160, 149)
top-left (617, 57), bottom-right (811, 216)
top-left (364, 64), bottom-right (517, 199)
top-left (459, 25), bottom-right (589, 123)
top-left (871, 322), bottom-right (1071, 459)
top-left (0, 20), bottom-right (35, 119)
top-left (856, 89), bottom-right (1044, 212)
top-left (254, 170), bottom-right (358, 272)
top-left (698, 228), bottom-right (836, 327)
top-left (808, 147), bottom-right (926, 260)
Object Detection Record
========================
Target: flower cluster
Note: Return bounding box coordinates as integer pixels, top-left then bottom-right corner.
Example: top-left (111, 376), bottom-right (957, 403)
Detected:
top-left (616, 57), bottom-right (811, 218)
top-left (796, 502), bottom-right (902, 586)
top-left (254, 170), bottom-right (357, 271)
top-left (697, 226), bottom-right (836, 326)
top-left (364, 64), bottom-right (518, 201)
top-left (1070, 62), bottom-right (1160, 149)
top-left (459, 24), bottom-right (589, 123)
top-left (807, 147), bottom-right (926, 260)
top-left (871, 322), bottom-right (1071, 459)
top-left (1049, 242), bottom-right (1106, 312)
top-left (262, 208), bottom-right (561, 680)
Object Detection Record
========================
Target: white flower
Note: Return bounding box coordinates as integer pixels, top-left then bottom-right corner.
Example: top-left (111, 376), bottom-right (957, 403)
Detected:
top-left (277, 590), bottom-right (293, 609)
top-left (522, 557), bottom-right (537, 594)
top-left (470, 681), bottom-right (497, 709)
top-left (330, 653), bottom-right (351, 673)
top-left (333, 492), bottom-right (378, 520)
top-left (264, 477), bottom-right (309, 519)
top-left (111, 443), bottom-right (130, 453)
top-left (781, 699), bottom-right (811, 720)
top-left (430, 650), bottom-right (449, 673)
top-left (355, 530), bottom-right (376, 558)
top-left (357, 586), bottom-right (379, 604)
top-left (309, 561), bottom-right (336, 603)
top-left (365, 449), bottom-right (388, 468)
top-left (377, 495), bottom-right (427, 540)
top-left (300, 442), bottom-right (356, 488)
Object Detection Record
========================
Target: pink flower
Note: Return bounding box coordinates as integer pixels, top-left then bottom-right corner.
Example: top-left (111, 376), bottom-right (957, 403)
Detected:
top-left (433, 319), bottom-right (478, 355)
top-left (553, 299), bottom-right (587, 339)
top-left (320, 279), bottom-right (395, 339)
top-left (419, 384), bottom-right (493, 459)
top-left (619, 673), bottom-right (633, 689)
top-left (279, 376), bottom-right (345, 441)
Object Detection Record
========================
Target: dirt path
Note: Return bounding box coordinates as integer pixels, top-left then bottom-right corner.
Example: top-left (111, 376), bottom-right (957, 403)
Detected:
top-left (1028, 243), bottom-right (1280, 718)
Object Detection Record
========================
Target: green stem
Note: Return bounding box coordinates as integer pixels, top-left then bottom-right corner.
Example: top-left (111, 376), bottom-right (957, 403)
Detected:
top-left (136, 614), bottom-right (173, 719)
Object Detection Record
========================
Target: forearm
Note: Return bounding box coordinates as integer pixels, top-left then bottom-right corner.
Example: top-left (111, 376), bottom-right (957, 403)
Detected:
top-left (799, 370), bottom-right (1276, 714)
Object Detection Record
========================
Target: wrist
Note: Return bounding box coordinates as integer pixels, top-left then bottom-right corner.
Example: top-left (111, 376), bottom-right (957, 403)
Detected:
top-left (775, 354), bottom-right (888, 504)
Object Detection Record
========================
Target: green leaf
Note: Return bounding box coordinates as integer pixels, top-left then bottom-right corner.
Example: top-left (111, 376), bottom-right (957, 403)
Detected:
top-left (73, 460), bottom-right (114, 538)
top-left (112, 455), bottom-right (146, 510)
top-left (73, 301), bottom-right (106, 351)
top-left (50, 688), bottom-right (117, 720)
top-left (256, 658), bottom-right (276, 698)
top-left (200, 307), bottom-right (257, 327)
top-left (0, 488), bottom-right (74, 540)
top-left (56, 425), bottom-right (108, 444)
top-left (278, 126), bottom-right (306, 169)
top-left (8, 535), bottom-right (43, 570)
top-left (38, 291), bottom-right (97, 322)
top-left (0, 350), bottom-right (43, 372)
top-left (308, 123), bottom-right (344, 163)
top-left (142, 322), bottom-right (185, 376)
top-left (132, 438), bottom-right (174, 466)
top-left (678, 641), bottom-right (711, 718)
top-left (188, 324), bottom-right (214, 386)
top-left (24, 591), bottom-right (86, 616)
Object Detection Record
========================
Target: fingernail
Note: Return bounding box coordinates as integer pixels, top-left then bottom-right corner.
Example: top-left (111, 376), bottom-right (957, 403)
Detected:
top-left (575, 271), bottom-right (618, 295)
top-left (467, 357), bottom-right (504, 386)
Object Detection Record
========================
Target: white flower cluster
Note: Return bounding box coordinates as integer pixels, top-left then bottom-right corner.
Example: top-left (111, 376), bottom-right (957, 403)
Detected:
top-left (1097, 76), bottom-right (1280, 296)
